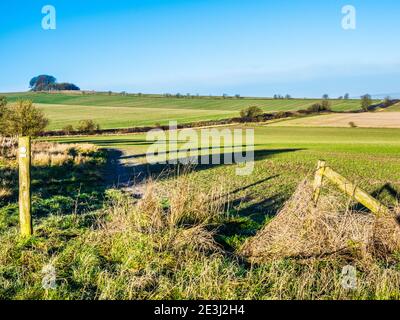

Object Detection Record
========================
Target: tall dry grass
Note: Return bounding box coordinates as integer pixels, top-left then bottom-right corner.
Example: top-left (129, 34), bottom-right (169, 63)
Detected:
top-left (241, 180), bottom-right (400, 265)
top-left (0, 187), bottom-right (12, 199)
top-left (81, 175), bottom-right (230, 299)
top-left (0, 137), bottom-right (17, 158)
top-left (31, 142), bottom-right (99, 166)
top-left (0, 138), bottom-right (99, 167)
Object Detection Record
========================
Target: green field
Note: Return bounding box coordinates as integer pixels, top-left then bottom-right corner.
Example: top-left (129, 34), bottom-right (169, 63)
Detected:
top-left (49, 126), bottom-right (400, 205)
top-left (3, 92), bottom-right (372, 130)
top-left (3, 124), bottom-right (400, 299)
top-left (2, 94), bottom-right (400, 300)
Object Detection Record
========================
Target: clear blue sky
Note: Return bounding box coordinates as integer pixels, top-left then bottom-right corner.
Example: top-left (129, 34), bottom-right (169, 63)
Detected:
top-left (1, 0), bottom-right (400, 98)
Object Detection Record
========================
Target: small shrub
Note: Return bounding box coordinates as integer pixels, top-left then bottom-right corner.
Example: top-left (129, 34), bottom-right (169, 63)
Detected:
top-left (307, 100), bottom-right (331, 113)
top-left (62, 124), bottom-right (75, 135)
top-left (77, 120), bottom-right (101, 133)
top-left (0, 100), bottom-right (49, 136)
top-left (239, 106), bottom-right (264, 122)
top-left (307, 103), bottom-right (322, 112)
top-left (349, 122), bottom-right (357, 128)
top-left (273, 111), bottom-right (292, 119)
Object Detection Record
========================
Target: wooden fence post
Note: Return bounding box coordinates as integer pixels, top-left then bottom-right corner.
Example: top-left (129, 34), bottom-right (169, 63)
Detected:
top-left (313, 160), bottom-right (326, 205)
top-left (311, 160), bottom-right (390, 216)
top-left (18, 136), bottom-right (32, 236)
top-left (323, 166), bottom-right (390, 216)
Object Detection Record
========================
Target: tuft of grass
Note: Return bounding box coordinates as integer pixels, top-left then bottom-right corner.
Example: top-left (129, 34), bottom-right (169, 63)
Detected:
top-left (0, 187), bottom-right (12, 199)
top-left (242, 180), bottom-right (400, 264)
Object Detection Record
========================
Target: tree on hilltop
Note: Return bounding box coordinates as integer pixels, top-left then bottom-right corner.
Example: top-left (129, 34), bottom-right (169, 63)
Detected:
top-left (29, 75), bottom-right (80, 91)
top-left (30, 75), bottom-right (56, 91)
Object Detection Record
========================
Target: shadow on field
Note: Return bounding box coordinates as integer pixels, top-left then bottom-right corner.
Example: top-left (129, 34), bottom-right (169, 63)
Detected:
top-left (351, 183), bottom-right (400, 212)
top-left (55, 138), bottom-right (154, 147)
top-left (105, 147), bottom-right (302, 253)
top-left (114, 148), bottom-right (303, 185)
top-left (226, 175), bottom-right (280, 196)
top-left (0, 150), bottom-right (108, 230)
top-left (371, 183), bottom-right (400, 202)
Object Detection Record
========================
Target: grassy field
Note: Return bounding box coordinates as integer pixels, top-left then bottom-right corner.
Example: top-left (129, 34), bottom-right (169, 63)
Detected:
top-left (2, 93), bottom-right (400, 299)
top-left (49, 126), bottom-right (400, 203)
top-left (2, 92), bottom-right (373, 130)
top-left (2, 125), bottom-right (400, 299)
top-left (33, 103), bottom-right (235, 130)
top-left (48, 125), bottom-right (400, 241)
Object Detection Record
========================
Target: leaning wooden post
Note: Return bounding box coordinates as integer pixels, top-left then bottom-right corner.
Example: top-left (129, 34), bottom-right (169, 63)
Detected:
top-left (18, 136), bottom-right (32, 236)
top-left (313, 160), bottom-right (326, 205)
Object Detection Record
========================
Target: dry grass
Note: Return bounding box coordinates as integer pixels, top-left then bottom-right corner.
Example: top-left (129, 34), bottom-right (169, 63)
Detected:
top-left (0, 137), bottom-right (17, 158)
top-left (0, 138), bottom-right (98, 167)
top-left (166, 172), bottom-right (228, 226)
top-left (242, 180), bottom-right (400, 264)
top-left (103, 172), bottom-right (228, 235)
top-left (83, 176), bottom-right (228, 299)
top-left (271, 112), bottom-right (400, 128)
top-left (1, 171), bottom-right (400, 299)
top-left (67, 177), bottom-right (400, 299)
top-left (0, 187), bottom-right (12, 199)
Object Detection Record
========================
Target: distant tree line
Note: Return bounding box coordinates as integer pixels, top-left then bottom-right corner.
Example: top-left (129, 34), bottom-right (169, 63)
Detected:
top-left (162, 93), bottom-right (243, 99)
top-left (29, 75), bottom-right (80, 92)
top-left (273, 94), bottom-right (292, 99)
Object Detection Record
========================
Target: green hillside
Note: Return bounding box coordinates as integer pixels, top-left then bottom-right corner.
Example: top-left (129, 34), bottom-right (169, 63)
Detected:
top-left (3, 92), bottom-right (372, 130)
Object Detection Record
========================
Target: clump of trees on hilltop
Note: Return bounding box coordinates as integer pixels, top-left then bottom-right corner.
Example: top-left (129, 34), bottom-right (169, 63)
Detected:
top-left (29, 75), bottom-right (80, 92)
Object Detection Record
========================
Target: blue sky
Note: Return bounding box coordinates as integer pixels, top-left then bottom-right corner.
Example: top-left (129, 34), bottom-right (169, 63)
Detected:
top-left (1, 0), bottom-right (400, 97)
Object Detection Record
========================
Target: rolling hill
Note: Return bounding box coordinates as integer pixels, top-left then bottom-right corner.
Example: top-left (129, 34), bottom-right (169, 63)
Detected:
top-left (3, 92), bottom-right (374, 130)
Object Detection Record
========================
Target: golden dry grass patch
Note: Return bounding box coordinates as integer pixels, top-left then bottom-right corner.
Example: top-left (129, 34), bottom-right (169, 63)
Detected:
top-left (0, 187), bottom-right (12, 199)
top-left (241, 181), bottom-right (400, 264)
top-left (0, 138), bottom-right (99, 166)
top-left (271, 112), bottom-right (400, 128)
